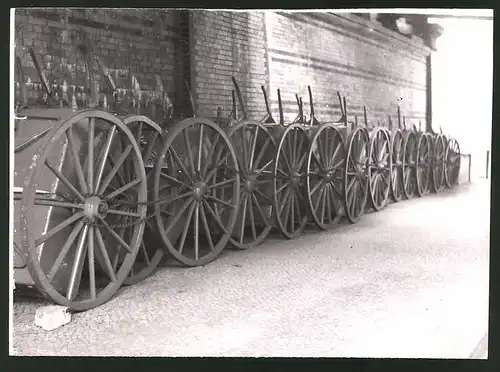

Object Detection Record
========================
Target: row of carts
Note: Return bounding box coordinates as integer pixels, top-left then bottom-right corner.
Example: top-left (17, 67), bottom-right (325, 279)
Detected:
top-left (13, 48), bottom-right (462, 311)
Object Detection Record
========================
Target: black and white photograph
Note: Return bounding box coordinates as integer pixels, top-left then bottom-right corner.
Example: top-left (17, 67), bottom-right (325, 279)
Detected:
top-left (10, 7), bottom-right (492, 358)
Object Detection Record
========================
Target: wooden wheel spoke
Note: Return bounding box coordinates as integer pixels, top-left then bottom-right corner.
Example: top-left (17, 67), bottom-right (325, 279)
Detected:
top-left (105, 178), bottom-right (141, 201)
top-left (330, 140), bottom-right (342, 169)
top-left (94, 125), bottom-right (118, 193)
top-left (297, 153), bottom-right (307, 172)
top-left (276, 180), bottom-right (291, 194)
top-left (248, 125), bottom-right (260, 169)
top-left (211, 177), bottom-right (237, 189)
top-left (177, 201), bottom-right (196, 255)
top-left (253, 137), bottom-right (271, 171)
top-left (325, 184), bottom-right (333, 223)
top-left (278, 188), bottom-right (292, 216)
top-left (36, 211), bottom-right (84, 246)
top-left (66, 127), bottom-right (88, 194)
top-left (346, 177), bottom-right (356, 196)
top-left (255, 187), bottom-right (273, 205)
top-left (193, 202), bottom-right (200, 260)
top-left (199, 202), bottom-right (215, 252)
top-left (87, 226), bottom-right (96, 300)
top-left (240, 127), bottom-right (249, 172)
top-left (203, 200), bottom-right (229, 234)
top-left (277, 167), bottom-right (289, 178)
top-left (183, 128), bottom-right (196, 174)
top-left (257, 159), bottom-right (273, 174)
top-left (202, 133), bottom-right (222, 176)
top-left (252, 193), bottom-right (269, 226)
top-left (312, 153), bottom-right (326, 173)
top-left (280, 150), bottom-right (293, 175)
top-left (44, 160), bottom-right (85, 202)
top-left (34, 198), bottom-right (83, 209)
top-left (47, 220), bottom-right (84, 281)
top-left (66, 224), bottom-right (89, 301)
top-left (169, 147), bottom-right (192, 181)
top-left (314, 187), bottom-right (325, 214)
top-left (98, 144), bottom-right (133, 195)
top-left (94, 227), bottom-right (116, 282)
top-left (206, 194), bottom-right (236, 209)
top-left (87, 118), bottom-right (95, 193)
top-left (247, 193), bottom-right (257, 240)
top-left (157, 191), bottom-right (193, 206)
top-left (311, 179), bottom-right (324, 196)
top-left (107, 209), bottom-right (142, 218)
top-left (197, 124), bottom-right (205, 173)
top-left (239, 193), bottom-right (249, 244)
top-left (164, 196), bottom-right (194, 234)
top-left (140, 240), bottom-right (151, 265)
top-left (159, 171), bottom-right (190, 188)
top-left (289, 190), bottom-right (296, 231)
top-left (98, 217), bottom-right (133, 253)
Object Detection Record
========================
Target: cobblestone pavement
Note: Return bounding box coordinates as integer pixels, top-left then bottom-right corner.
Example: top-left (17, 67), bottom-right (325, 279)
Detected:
top-left (12, 180), bottom-right (490, 357)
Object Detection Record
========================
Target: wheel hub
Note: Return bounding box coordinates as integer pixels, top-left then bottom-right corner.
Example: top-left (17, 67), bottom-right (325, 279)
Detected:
top-left (244, 174), bottom-right (256, 192)
top-left (84, 196), bottom-right (108, 221)
top-left (291, 173), bottom-right (301, 187)
top-left (324, 170), bottom-right (334, 182)
top-left (193, 182), bottom-right (207, 201)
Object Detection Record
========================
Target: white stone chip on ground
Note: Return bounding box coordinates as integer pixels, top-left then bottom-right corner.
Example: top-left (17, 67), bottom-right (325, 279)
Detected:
top-left (34, 305), bottom-right (72, 331)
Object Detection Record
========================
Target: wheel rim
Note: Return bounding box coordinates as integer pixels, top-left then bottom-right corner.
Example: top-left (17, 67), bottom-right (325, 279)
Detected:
top-left (344, 127), bottom-right (369, 223)
top-left (152, 117), bottom-right (240, 266)
top-left (444, 138), bottom-right (461, 188)
top-left (121, 114), bottom-right (165, 285)
top-left (21, 109), bottom-right (147, 311)
top-left (273, 124), bottom-right (309, 239)
top-left (306, 124), bottom-right (346, 230)
top-left (390, 130), bottom-right (404, 202)
top-left (368, 128), bottom-right (392, 211)
top-left (432, 134), bottom-right (446, 193)
top-left (416, 133), bottom-right (431, 197)
top-left (227, 121), bottom-right (276, 249)
top-left (402, 131), bottom-right (417, 199)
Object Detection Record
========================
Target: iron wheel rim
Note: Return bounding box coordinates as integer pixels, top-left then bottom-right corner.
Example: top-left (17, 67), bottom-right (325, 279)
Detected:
top-left (121, 114), bottom-right (165, 285)
top-left (272, 124), bottom-right (309, 239)
top-left (306, 124), bottom-right (346, 230)
top-left (152, 117), bottom-right (241, 266)
top-left (227, 120), bottom-right (276, 250)
top-left (390, 129), bottom-right (404, 202)
top-left (21, 109), bottom-right (147, 311)
top-left (344, 127), bottom-right (370, 223)
top-left (402, 131), bottom-right (417, 199)
top-left (368, 127), bottom-right (392, 211)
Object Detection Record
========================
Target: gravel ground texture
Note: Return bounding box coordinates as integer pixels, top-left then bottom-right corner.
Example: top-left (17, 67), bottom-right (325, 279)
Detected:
top-left (11, 180), bottom-right (490, 358)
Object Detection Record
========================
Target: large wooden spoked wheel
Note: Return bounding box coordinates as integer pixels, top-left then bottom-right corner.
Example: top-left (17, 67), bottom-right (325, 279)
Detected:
top-left (401, 131), bottom-right (418, 199)
top-left (390, 129), bottom-right (404, 202)
top-left (152, 117), bottom-right (240, 266)
top-left (272, 124), bottom-right (309, 239)
top-left (121, 114), bottom-right (165, 285)
top-left (344, 127), bottom-right (370, 223)
top-left (227, 120), bottom-right (277, 250)
top-left (444, 138), bottom-right (461, 188)
top-left (431, 134), bottom-right (446, 193)
top-left (415, 133), bottom-right (432, 197)
top-left (20, 109), bottom-right (147, 311)
top-left (306, 124), bottom-right (346, 230)
top-left (368, 127), bottom-right (392, 211)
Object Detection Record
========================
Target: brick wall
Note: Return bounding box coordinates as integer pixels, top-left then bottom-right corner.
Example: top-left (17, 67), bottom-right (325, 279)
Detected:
top-left (190, 10), bottom-right (269, 120)
top-left (264, 12), bottom-right (430, 127)
top-left (14, 9), bottom-right (431, 128)
top-left (14, 8), bottom-right (185, 115)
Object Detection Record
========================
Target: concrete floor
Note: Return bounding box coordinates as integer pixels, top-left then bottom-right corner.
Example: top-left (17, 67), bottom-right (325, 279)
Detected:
top-left (11, 180), bottom-right (490, 358)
